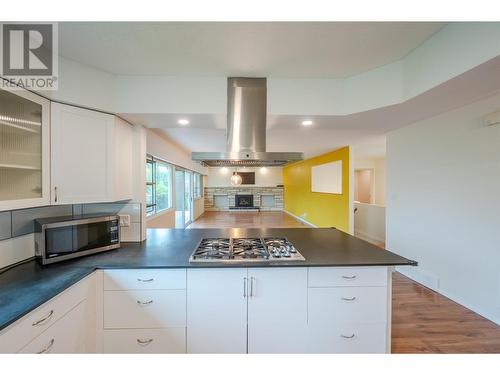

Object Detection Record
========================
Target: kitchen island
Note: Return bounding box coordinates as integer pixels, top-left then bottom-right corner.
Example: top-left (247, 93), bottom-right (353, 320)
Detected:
top-left (0, 228), bottom-right (415, 353)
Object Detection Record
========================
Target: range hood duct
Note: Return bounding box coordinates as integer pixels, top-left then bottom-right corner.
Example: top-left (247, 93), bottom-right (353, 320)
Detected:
top-left (192, 77), bottom-right (303, 167)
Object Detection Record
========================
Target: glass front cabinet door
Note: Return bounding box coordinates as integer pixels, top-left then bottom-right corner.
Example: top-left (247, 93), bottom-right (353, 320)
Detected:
top-left (0, 85), bottom-right (50, 211)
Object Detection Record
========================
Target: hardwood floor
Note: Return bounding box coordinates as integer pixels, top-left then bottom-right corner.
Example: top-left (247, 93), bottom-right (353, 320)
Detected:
top-left (391, 272), bottom-right (500, 353)
top-left (188, 211), bottom-right (309, 229)
top-left (188, 211), bottom-right (500, 353)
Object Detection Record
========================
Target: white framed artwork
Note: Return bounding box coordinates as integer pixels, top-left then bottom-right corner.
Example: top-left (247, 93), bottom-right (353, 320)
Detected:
top-left (311, 160), bottom-right (342, 194)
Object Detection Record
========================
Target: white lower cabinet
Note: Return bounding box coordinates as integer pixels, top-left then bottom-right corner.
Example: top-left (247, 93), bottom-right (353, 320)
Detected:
top-left (19, 302), bottom-right (88, 354)
top-left (307, 267), bottom-right (390, 353)
top-left (100, 269), bottom-right (187, 353)
top-left (187, 267), bottom-right (309, 354)
top-left (103, 290), bottom-right (186, 329)
top-left (186, 267), bottom-right (390, 353)
top-left (308, 286), bottom-right (388, 324)
top-left (307, 323), bottom-right (387, 353)
top-left (247, 268), bottom-right (308, 353)
top-left (1, 267), bottom-right (391, 354)
top-left (187, 268), bottom-right (248, 353)
top-left (103, 328), bottom-right (186, 353)
top-left (0, 274), bottom-right (95, 354)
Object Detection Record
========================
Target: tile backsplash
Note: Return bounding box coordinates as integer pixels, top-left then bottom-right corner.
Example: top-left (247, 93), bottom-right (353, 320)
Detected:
top-left (0, 212), bottom-right (11, 241)
top-left (0, 201), bottom-right (143, 269)
top-left (11, 205), bottom-right (73, 237)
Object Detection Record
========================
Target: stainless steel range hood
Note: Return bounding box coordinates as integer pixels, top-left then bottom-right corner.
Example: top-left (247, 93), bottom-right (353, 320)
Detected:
top-left (192, 77), bottom-right (303, 167)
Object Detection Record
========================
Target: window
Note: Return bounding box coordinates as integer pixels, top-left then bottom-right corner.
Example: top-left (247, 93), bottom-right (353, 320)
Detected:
top-left (146, 156), bottom-right (173, 216)
top-left (194, 173), bottom-right (203, 199)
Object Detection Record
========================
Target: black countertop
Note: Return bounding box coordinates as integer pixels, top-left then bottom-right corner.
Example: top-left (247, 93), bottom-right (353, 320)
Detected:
top-left (0, 228), bottom-right (416, 331)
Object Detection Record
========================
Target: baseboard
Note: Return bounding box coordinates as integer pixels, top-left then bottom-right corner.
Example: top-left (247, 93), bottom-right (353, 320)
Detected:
top-left (396, 266), bottom-right (500, 326)
top-left (283, 210), bottom-right (317, 228)
top-left (396, 266), bottom-right (440, 291)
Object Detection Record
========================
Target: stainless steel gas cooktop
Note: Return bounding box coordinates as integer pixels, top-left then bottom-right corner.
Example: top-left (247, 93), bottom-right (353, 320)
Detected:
top-left (189, 237), bottom-right (306, 263)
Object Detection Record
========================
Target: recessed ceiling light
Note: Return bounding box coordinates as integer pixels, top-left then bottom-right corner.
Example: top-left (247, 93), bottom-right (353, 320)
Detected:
top-left (178, 119), bottom-right (190, 126)
top-left (301, 120), bottom-right (313, 126)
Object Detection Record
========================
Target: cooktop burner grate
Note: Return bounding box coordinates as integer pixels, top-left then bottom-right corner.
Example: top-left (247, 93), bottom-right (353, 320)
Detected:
top-left (189, 237), bottom-right (305, 263)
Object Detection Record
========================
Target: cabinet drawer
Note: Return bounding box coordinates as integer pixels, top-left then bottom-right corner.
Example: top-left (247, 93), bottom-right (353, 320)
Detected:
top-left (308, 267), bottom-right (388, 287)
top-left (0, 276), bottom-right (91, 353)
top-left (19, 301), bottom-right (87, 354)
top-left (308, 323), bottom-right (387, 353)
top-left (308, 287), bottom-right (387, 325)
top-left (104, 269), bottom-right (186, 291)
top-left (104, 290), bottom-right (186, 329)
top-left (103, 328), bottom-right (186, 353)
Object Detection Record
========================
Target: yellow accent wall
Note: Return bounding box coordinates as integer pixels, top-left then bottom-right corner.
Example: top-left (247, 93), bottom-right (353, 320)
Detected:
top-left (283, 146), bottom-right (350, 231)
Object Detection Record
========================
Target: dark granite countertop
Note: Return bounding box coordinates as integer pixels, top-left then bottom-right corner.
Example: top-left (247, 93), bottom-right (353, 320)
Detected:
top-left (0, 228), bottom-right (416, 331)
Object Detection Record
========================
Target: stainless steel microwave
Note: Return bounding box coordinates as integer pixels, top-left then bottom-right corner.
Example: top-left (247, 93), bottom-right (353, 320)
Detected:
top-left (35, 215), bottom-right (120, 265)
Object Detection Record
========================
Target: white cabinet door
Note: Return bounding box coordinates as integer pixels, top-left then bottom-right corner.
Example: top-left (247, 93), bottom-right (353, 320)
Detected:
top-left (103, 290), bottom-right (186, 329)
top-left (19, 301), bottom-right (87, 354)
top-left (0, 86), bottom-right (50, 211)
top-left (103, 269), bottom-right (186, 291)
top-left (247, 268), bottom-right (308, 353)
top-left (308, 286), bottom-right (388, 325)
top-left (51, 103), bottom-right (113, 204)
top-left (112, 117), bottom-right (133, 201)
top-left (103, 328), bottom-right (186, 353)
top-left (307, 322), bottom-right (387, 354)
top-left (307, 287), bottom-right (388, 353)
top-left (187, 268), bottom-right (248, 353)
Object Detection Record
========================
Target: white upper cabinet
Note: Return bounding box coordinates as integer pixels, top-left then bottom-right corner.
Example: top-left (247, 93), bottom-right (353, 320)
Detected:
top-left (112, 117), bottom-right (133, 201)
top-left (187, 268), bottom-right (248, 353)
top-left (51, 103), bottom-right (133, 204)
top-left (247, 268), bottom-right (308, 353)
top-left (0, 86), bottom-right (50, 211)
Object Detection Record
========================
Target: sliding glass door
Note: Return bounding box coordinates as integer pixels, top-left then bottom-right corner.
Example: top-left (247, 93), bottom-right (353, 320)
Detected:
top-left (184, 170), bottom-right (193, 226)
top-left (175, 168), bottom-right (194, 228)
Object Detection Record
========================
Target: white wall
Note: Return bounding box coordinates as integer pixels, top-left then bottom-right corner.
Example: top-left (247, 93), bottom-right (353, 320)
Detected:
top-left (354, 202), bottom-right (386, 247)
top-left (147, 210), bottom-right (175, 228)
top-left (353, 157), bottom-right (386, 206)
top-left (131, 125), bottom-right (148, 241)
top-left (147, 129), bottom-right (207, 175)
top-left (28, 24), bottom-right (500, 121)
top-left (40, 56), bottom-right (116, 112)
top-left (386, 93), bottom-right (500, 324)
top-left (206, 167), bottom-right (283, 187)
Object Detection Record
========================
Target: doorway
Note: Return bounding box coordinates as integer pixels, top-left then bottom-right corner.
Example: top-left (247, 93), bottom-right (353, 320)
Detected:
top-left (354, 169), bottom-right (374, 204)
top-left (175, 168), bottom-right (194, 228)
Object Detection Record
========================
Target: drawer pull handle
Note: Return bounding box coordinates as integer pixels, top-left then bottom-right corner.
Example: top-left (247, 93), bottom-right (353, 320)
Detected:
top-left (137, 300), bottom-right (154, 306)
top-left (340, 334), bottom-right (355, 339)
top-left (341, 297), bottom-right (357, 301)
top-left (137, 278), bottom-right (154, 282)
top-left (137, 338), bottom-right (154, 346)
top-left (32, 310), bottom-right (54, 326)
top-left (342, 275), bottom-right (357, 279)
top-left (37, 338), bottom-right (55, 354)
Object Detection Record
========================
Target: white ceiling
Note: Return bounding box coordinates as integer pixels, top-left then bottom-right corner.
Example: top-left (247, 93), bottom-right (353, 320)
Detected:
top-left (121, 113), bottom-right (386, 158)
top-left (121, 54), bottom-right (500, 159)
top-left (59, 22), bottom-right (444, 78)
top-left (57, 22), bottom-right (499, 160)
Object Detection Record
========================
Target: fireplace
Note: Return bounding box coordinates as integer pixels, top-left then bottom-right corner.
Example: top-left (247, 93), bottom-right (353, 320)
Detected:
top-left (235, 194), bottom-right (254, 208)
